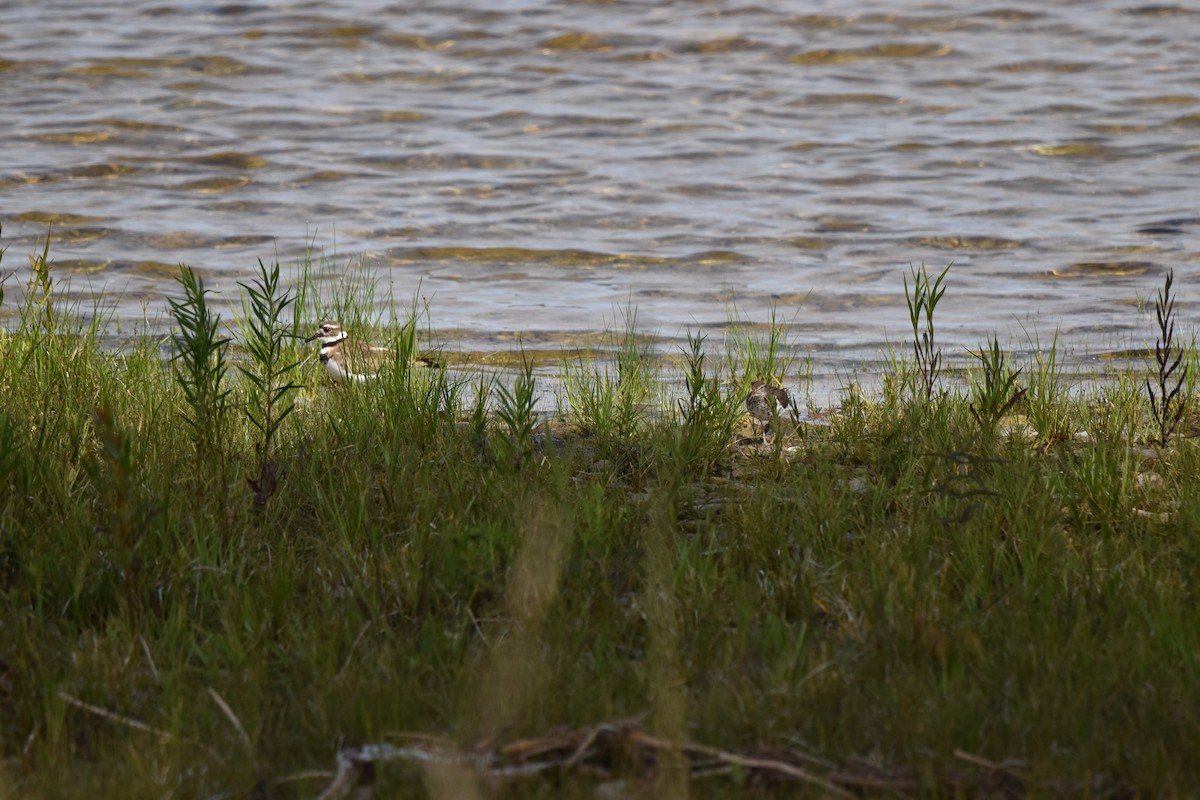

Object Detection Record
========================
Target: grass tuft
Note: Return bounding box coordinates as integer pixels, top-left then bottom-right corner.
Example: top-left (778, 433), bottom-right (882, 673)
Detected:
top-left (968, 334), bottom-right (1026, 438)
top-left (495, 348), bottom-right (540, 465)
top-left (673, 329), bottom-right (739, 475)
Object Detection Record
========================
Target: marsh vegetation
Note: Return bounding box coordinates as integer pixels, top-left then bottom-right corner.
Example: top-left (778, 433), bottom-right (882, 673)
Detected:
top-left (1, 236), bottom-right (1198, 797)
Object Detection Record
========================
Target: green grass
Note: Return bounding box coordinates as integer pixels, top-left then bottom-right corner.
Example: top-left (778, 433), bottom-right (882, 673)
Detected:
top-left (1, 240), bottom-right (1199, 798)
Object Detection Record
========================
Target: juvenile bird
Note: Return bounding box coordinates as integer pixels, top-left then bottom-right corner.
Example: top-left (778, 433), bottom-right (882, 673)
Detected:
top-left (745, 380), bottom-right (791, 431)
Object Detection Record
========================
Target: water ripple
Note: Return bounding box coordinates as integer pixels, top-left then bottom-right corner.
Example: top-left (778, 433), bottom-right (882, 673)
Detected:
top-left (0, 0), bottom-right (1197, 371)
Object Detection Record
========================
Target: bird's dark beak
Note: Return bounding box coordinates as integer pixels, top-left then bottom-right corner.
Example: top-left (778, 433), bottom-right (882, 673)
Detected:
top-left (304, 331), bottom-right (321, 342)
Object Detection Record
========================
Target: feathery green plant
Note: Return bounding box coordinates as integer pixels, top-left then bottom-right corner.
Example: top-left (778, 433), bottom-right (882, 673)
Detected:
top-left (1145, 269), bottom-right (1188, 446)
top-left (673, 330), bottom-right (738, 474)
top-left (238, 259), bottom-right (302, 462)
top-left (904, 262), bottom-right (950, 402)
top-left (238, 259), bottom-right (303, 508)
top-left (169, 264), bottom-right (231, 466)
top-left (1022, 325), bottom-right (1073, 446)
top-left (968, 335), bottom-right (1026, 437)
top-left (495, 351), bottom-right (539, 464)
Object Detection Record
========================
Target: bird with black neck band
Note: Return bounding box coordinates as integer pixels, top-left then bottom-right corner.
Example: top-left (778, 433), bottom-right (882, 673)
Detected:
top-left (305, 320), bottom-right (434, 383)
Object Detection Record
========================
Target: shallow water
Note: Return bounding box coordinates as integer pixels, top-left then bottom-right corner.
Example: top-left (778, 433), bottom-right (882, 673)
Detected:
top-left (2, 0), bottom-right (1198, 384)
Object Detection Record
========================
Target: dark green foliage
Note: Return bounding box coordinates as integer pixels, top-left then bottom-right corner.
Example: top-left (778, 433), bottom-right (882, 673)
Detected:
top-left (169, 264), bottom-right (231, 465)
top-left (238, 260), bottom-right (303, 508)
top-left (674, 329), bottom-right (739, 475)
top-left (968, 335), bottom-right (1026, 436)
top-left (495, 350), bottom-right (539, 464)
top-left (1146, 269), bottom-right (1189, 446)
top-left (86, 406), bottom-right (152, 650)
top-left (905, 262), bottom-right (950, 402)
top-left (0, 414), bottom-right (18, 488)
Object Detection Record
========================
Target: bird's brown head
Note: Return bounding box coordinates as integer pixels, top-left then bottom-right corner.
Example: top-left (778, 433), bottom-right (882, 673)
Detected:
top-left (306, 321), bottom-right (345, 343)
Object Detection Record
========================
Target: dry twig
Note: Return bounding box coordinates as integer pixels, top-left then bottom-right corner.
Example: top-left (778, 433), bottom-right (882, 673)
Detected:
top-left (58, 691), bottom-right (173, 742)
top-left (315, 720), bottom-right (865, 799)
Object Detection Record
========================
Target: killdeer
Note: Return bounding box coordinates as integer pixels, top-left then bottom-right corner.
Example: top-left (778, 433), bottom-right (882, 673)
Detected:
top-left (305, 320), bottom-right (433, 383)
top-left (745, 380), bottom-right (791, 432)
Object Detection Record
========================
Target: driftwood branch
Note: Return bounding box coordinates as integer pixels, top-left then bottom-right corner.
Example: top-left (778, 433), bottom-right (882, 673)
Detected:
top-left (314, 720), bottom-right (911, 799)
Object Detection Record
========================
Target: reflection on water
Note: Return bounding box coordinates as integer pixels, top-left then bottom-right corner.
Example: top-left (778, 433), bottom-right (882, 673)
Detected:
top-left (1, 0), bottom-right (1198, 382)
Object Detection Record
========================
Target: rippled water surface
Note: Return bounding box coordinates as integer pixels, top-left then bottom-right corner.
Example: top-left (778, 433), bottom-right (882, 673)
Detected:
top-left (3, 0), bottom-right (1199, 375)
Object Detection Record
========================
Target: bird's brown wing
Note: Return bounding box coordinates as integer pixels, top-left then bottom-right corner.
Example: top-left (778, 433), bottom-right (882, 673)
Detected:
top-left (344, 342), bottom-right (393, 374)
